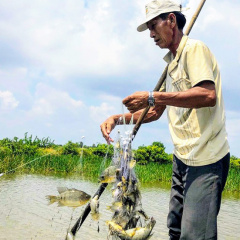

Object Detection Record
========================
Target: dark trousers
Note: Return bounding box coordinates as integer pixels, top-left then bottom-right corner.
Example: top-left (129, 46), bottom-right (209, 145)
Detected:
top-left (167, 153), bottom-right (230, 240)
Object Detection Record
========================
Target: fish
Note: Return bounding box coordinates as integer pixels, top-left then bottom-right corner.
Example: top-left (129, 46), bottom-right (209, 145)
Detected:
top-left (99, 165), bottom-right (118, 183)
top-left (129, 159), bottom-right (136, 169)
top-left (115, 141), bottom-right (121, 149)
top-left (107, 201), bottom-right (123, 212)
top-left (46, 187), bottom-right (91, 208)
top-left (124, 181), bottom-right (141, 207)
top-left (124, 217), bottom-right (156, 240)
top-left (111, 207), bottom-right (132, 229)
top-left (107, 217), bottom-right (156, 240)
top-left (120, 176), bottom-right (127, 193)
top-left (107, 220), bottom-right (125, 233)
top-left (90, 195), bottom-right (100, 221)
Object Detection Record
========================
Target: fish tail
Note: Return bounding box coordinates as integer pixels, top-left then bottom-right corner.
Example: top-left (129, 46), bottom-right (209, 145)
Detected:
top-left (46, 195), bottom-right (57, 204)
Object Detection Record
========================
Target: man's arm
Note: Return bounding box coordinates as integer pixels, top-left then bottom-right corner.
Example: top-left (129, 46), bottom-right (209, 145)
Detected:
top-left (123, 81), bottom-right (216, 113)
top-left (100, 105), bottom-right (165, 144)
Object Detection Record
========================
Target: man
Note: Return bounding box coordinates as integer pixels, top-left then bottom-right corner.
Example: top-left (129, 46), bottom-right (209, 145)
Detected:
top-left (100, 0), bottom-right (230, 239)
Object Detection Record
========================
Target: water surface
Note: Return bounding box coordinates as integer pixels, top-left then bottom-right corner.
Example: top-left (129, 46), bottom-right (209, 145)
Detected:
top-left (0, 174), bottom-right (239, 240)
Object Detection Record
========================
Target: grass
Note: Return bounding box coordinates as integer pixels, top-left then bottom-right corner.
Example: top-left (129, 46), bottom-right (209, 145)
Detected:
top-left (0, 153), bottom-right (240, 192)
top-left (0, 153), bottom-right (110, 180)
top-left (135, 162), bottom-right (172, 183)
top-left (225, 166), bottom-right (240, 192)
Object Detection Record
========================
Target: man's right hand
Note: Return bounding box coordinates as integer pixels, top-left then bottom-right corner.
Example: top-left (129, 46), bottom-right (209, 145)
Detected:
top-left (100, 116), bottom-right (117, 144)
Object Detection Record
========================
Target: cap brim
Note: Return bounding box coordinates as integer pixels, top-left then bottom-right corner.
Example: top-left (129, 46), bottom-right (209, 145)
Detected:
top-left (136, 13), bottom-right (161, 32)
top-left (137, 23), bottom-right (148, 32)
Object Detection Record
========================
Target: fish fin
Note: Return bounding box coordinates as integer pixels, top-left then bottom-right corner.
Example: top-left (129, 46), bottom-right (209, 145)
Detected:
top-left (57, 202), bottom-right (65, 207)
top-left (46, 195), bottom-right (57, 204)
top-left (57, 187), bottom-right (68, 194)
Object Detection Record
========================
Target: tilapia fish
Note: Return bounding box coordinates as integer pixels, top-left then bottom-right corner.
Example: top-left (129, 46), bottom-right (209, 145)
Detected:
top-left (107, 217), bottom-right (156, 240)
top-left (46, 187), bottom-right (91, 208)
top-left (99, 165), bottom-right (118, 183)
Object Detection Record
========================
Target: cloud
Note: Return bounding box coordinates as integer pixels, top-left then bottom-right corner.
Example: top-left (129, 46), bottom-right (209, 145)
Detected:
top-left (0, 0), bottom-right (167, 83)
top-left (90, 103), bottom-right (115, 123)
top-left (0, 0), bottom-right (239, 157)
top-left (90, 94), bottom-right (122, 123)
top-left (0, 91), bottom-right (19, 110)
top-left (28, 83), bottom-right (84, 120)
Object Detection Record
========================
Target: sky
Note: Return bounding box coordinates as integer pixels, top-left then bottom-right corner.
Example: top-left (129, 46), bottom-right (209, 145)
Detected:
top-left (0, 0), bottom-right (239, 157)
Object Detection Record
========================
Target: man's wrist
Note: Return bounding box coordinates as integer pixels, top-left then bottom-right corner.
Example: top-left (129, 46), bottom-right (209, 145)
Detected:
top-left (148, 91), bottom-right (155, 107)
top-left (114, 115), bottom-right (123, 125)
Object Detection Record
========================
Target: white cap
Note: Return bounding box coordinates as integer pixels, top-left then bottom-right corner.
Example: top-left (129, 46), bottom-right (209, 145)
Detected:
top-left (137, 0), bottom-right (182, 32)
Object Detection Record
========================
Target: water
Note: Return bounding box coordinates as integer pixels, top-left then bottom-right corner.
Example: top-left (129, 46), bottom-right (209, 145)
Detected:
top-left (0, 174), bottom-right (239, 240)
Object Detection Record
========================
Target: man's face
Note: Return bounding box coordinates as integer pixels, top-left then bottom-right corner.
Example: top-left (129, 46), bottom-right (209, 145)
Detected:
top-left (147, 16), bottom-right (173, 49)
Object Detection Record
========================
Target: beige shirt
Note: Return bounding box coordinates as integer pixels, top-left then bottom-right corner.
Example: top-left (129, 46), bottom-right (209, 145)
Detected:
top-left (161, 35), bottom-right (229, 166)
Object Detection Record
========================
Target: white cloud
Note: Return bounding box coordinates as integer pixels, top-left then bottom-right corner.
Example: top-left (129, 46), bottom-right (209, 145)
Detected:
top-left (184, 0), bottom-right (238, 31)
top-left (0, 0), bottom-right (239, 157)
top-left (0, 0), bottom-right (167, 82)
top-left (0, 68), bottom-right (29, 93)
top-left (0, 91), bottom-right (19, 110)
top-left (29, 83), bottom-right (84, 117)
top-left (90, 102), bottom-right (116, 123)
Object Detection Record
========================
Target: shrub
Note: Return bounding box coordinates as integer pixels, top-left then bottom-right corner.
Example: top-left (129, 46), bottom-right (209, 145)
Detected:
top-left (61, 141), bottom-right (79, 155)
top-left (134, 142), bottom-right (171, 165)
top-left (230, 155), bottom-right (240, 168)
top-left (0, 133), bottom-right (55, 156)
top-left (91, 143), bottom-right (114, 158)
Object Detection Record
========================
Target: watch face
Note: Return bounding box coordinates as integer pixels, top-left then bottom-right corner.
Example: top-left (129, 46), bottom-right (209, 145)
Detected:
top-left (148, 98), bottom-right (155, 107)
top-left (148, 91), bottom-right (155, 107)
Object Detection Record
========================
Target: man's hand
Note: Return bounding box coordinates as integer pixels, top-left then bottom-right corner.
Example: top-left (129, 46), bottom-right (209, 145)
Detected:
top-left (122, 91), bottom-right (149, 113)
top-left (100, 116), bottom-right (116, 144)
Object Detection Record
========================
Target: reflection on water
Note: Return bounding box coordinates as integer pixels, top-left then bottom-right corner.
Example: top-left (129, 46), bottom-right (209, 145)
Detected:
top-left (0, 174), bottom-right (239, 240)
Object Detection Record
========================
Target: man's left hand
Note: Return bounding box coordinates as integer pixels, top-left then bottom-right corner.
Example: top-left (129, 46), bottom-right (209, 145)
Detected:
top-left (122, 91), bottom-right (149, 113)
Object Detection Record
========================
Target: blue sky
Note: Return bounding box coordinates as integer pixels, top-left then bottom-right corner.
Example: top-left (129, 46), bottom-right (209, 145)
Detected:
top-left (0, 0), bottom-right (239, 157)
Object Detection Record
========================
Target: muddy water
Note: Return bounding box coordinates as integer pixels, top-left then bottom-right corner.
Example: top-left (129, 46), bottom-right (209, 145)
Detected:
top-left (0, 174), bottom-right (239, 240)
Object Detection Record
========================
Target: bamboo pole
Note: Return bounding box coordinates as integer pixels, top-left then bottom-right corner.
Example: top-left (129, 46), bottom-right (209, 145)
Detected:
top-left (184, 0), bottom-right (206, 36)
top-left (69, 0), bottom-right (207, 237)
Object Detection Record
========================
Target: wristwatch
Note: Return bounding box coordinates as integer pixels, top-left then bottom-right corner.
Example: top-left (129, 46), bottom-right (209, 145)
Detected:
top-left (148, 91), bottom-right (155, 107)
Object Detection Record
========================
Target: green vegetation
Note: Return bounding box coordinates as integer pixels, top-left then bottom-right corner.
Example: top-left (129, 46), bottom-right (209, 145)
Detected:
top-left (134, 141), bottom-right (172, 165)
top-left (0, 133), bottom-right (239, 192)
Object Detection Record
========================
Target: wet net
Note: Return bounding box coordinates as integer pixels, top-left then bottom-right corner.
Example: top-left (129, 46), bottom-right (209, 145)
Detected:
top-left (99, 118), bottom-right (156, 240)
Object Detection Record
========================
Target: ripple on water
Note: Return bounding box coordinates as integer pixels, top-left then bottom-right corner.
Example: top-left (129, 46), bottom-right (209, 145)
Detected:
top-left (0, 174), bottom-right (239, 240)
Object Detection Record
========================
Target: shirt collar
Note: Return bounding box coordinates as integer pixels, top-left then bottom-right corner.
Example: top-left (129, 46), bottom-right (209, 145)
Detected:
top-left (163, 35), bottom-right (189, 64)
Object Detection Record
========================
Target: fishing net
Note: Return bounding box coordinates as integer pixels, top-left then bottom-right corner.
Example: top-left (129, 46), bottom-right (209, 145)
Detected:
top-left (98, 116), bottom-right (156, 240)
